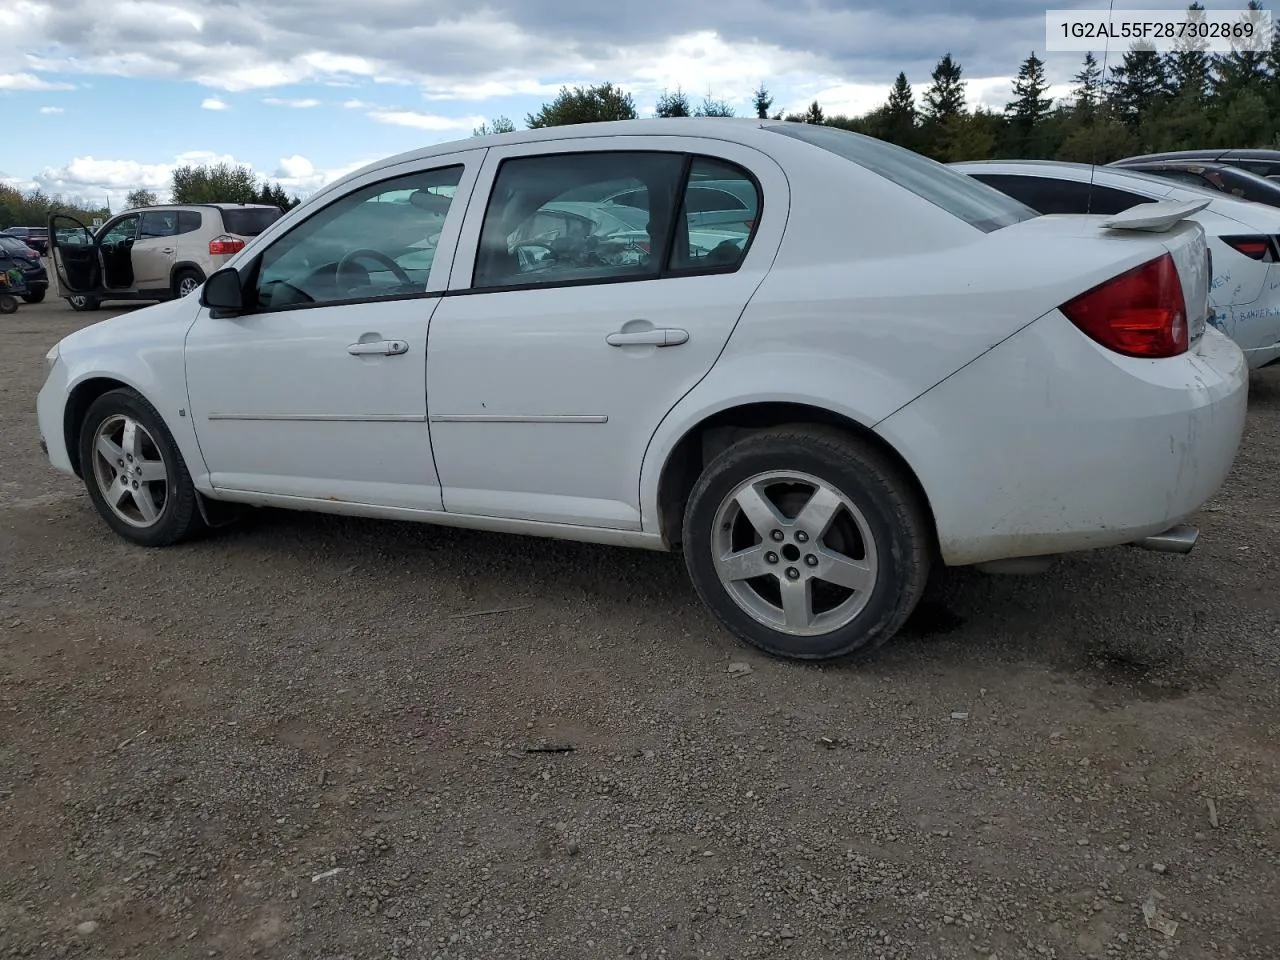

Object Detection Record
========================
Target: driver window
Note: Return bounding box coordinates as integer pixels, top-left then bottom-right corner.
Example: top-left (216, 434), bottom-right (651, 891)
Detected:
top-left (101, 216), bottom-right (139, 244)
top-left (472, 151), bottom-right (685, 289)
top-left (253, 164), bottom-right (464, 311)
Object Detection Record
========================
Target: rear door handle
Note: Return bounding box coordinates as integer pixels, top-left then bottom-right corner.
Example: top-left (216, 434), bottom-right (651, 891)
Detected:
top-left (348, 339), bottom-right (409, 356)
top-left (606, 328), bottom-right (689, 347)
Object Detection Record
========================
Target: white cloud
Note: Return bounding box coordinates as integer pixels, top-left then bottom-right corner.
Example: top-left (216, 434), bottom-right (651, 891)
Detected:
top-left (367, 109), bottom-right (485, 132)
top-left (275, 155), bottom-right (315, 179)
top-left (263, 97), bottom-right (321, 108)
top-left (201, 97), bottom-right (229, 110)
top-left (341, 98), bottom-right (368, 109)
top-left (39, 105), bottom-right (65, 114)
top-left (0, 72), bottom-right (74, 91)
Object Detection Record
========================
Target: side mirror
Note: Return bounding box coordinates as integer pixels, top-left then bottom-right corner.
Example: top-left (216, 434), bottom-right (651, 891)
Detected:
top-left (200, 267), bottom-right (245, 316)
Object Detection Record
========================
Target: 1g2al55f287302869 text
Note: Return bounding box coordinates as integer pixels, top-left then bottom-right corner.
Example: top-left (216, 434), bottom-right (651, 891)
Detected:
top-left (1045, 9), bottom-right (1272, 53)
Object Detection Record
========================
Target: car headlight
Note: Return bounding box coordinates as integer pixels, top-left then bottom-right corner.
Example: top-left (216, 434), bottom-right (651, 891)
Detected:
top-left (44, 343), bottom-right (60, 380)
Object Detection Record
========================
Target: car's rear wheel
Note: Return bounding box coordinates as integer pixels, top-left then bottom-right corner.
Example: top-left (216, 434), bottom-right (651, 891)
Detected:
top-left (682, 425), bottom-right (931, 662)
top-left (67, 294), bottom-right (99, 311)
top-left (78, 388), bottom-right (205, 547)
top-left (22, 289), bottom-right (46, 304)
top-left (173, 268), bottom-right (204, 298)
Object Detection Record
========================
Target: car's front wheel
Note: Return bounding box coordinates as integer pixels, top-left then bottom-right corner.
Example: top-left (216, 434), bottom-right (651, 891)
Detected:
top-left (682, 425), bottom-right (932, 662)
top-left (78, 388), bottom-right (206, 547)
top-left (22, 289), bottom-right (46, 304)
top-left (67, 294), bottom-right (99, 311)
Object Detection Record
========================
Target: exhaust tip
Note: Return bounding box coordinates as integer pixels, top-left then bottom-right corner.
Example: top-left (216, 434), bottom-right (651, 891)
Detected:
top-left (1132, 524), bottom-right (1198, 555)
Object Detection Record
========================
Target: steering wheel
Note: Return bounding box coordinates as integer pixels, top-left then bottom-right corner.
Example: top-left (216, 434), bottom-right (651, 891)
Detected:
top-left (336, 248), bottom-right (413, 290)
top-left (512, 240), bottom-right (557, 271)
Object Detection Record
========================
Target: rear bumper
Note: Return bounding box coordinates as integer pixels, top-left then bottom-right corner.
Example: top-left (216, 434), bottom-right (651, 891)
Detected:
top-left (875, 312), bottom-right (1249, 567)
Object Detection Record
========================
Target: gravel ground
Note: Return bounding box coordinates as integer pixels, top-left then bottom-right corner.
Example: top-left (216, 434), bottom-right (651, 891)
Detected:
top-left (2, 298), bottom-right (1279, 960)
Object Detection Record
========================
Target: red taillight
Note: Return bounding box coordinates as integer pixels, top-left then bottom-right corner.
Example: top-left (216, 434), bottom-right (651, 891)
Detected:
top-left (1060, 253), bottom-right (1189, 359)
top-left (1221, 235), bottom-right (1277, 262)
top-left (209, 235), bottom-right (245, 256)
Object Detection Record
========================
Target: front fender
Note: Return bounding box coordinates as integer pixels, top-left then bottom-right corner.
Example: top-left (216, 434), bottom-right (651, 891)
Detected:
top-left (47, 304), bottom-right (211, 491)
top-left (637, 350), bottom-right (929, 534)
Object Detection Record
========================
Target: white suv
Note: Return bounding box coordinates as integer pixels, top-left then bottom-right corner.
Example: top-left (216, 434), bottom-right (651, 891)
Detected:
top-left (48, 203), bottom-right (285, 311)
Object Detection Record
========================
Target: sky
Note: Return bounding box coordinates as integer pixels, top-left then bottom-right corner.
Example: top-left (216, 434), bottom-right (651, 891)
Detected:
top-left (0, 0), bottom-right (1262, 208)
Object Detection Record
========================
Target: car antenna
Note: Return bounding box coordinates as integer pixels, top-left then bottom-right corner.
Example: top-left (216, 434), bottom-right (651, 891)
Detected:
top-left (1087, 0), bottom-right (1117, 216)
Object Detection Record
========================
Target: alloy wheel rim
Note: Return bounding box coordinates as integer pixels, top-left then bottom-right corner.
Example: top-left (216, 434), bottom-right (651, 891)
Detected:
top-left (710, 470), bottom-right (879, 637)
top-left (70, 295), bottom-right (86, 308)
top-left (179, 277), bottom-right (199, 296)
top-left (91, 414), bottom-right (169, 528)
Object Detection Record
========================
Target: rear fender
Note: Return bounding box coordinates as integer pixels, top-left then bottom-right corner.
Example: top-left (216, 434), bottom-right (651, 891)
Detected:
top-left (638, 350), bottom-right (931, 534)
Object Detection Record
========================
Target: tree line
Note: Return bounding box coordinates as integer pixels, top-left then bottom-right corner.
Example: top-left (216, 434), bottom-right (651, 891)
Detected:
top-left (475, 1), bottom-right (1280, 164)
top-left (1, 163), bottom-right (302, 230)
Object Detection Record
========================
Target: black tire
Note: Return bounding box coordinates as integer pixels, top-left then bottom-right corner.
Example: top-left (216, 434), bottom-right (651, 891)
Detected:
top-left (77, 388), bottom-right (206, 547)
top-left (22, 288), bottom-right (46, 304)
top-left (173, 268), bottom-right (205, 299)
top-left (67, 294), bottom-right (99, 311)
top-left (682, 424), bottom-right (932, 662)
top-left (0, 294), bottom-right (16, 315)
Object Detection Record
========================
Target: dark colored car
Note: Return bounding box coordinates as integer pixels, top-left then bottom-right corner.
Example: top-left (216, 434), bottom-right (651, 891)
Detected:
top-left (1107, 160), bottom-right (1280, 209)
top-left (1111, 148), bottom-right (1280, 182)
top-left (1, 226), bottom-right (50, 255)
top-left (0, 235), bottom-right (49, 302)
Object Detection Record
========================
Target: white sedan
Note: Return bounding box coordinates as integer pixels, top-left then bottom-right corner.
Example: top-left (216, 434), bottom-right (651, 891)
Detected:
top-left (952, 159), bottom-right (1280, 370)
top-left (36, 119), bottom-right (1248, 662)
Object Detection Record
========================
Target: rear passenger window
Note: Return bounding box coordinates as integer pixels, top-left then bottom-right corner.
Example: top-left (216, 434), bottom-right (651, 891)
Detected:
top-left (668, 158), bottom-right (760, 273)
top-left (176, 211), bottom-right (203, 235)
top-left (472, 151), bottom-right (685, 289)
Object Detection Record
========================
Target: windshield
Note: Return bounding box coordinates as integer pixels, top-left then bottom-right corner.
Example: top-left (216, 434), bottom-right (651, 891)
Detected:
top-left (220, 207), bottom-right (284, 237)
top-left (763, 122), bottom-right (1039, 232)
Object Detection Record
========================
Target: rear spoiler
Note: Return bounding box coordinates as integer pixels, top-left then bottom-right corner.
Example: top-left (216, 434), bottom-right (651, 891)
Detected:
top-left (1100, 199), bottom-right (1211, 233)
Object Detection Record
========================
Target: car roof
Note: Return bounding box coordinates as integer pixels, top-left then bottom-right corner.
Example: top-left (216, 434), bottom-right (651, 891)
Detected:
top-left (1112, 149), bottom-right (1229, 163)
top-left (327, 118), bottom-right (778, 190)
top-left (119, 203), bottom-right (279, 213)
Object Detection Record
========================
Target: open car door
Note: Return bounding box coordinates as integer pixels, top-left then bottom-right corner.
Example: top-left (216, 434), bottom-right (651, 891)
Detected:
top-left (46, 215), bottom-right (103, 295)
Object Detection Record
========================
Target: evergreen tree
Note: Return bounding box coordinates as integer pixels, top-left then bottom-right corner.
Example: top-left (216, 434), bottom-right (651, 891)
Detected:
top-left (694, 93), bottom-right (735, 117)
top-left (1165, 2), bottom-right (1211, 101)
top-left (1071, 52), bottom-right (1104, 117)
top-left (1005, 52), bottom-right (1053, 154)
top-left (752, 83), bottom-right (774, 119)
top-left (1107, 46), bottom-right (1170, 128)
top-left (1211, 1), bottom-right (1270, 104)
top-left (803, 100), bottom-right (825, 124)
top-left (922, 53), bottom-right (966, 121)
top-left (880, 72), bottom-right (918, 147)
top-left (654, 88), bottom-right (691, 117)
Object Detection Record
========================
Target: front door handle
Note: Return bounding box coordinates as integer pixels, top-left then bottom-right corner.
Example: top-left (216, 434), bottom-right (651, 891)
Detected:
top-left (348, 339), bottom-right (409, 356)
top-left (160, 247), bottom-right (176, 254)
top-left (606, 328), bottom-right (689, 347)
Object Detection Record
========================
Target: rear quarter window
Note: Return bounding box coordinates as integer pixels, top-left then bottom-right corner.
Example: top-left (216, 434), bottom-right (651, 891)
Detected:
top-left (219, 207), bottom-right (284, 237)
top-left (764, 122), bottom-right (1038, 232)
top-left (176, 211), bottom-right (203, 235)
